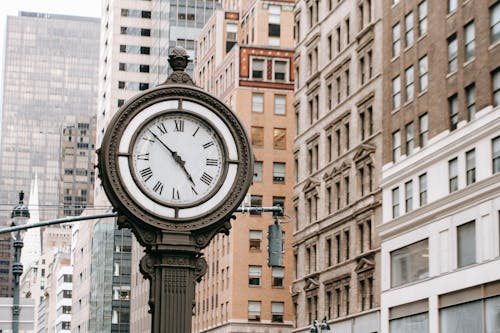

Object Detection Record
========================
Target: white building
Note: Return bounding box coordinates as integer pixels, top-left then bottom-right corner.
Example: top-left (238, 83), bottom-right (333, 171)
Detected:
top-left (54, 266), bottom-right (73, 332)
top-left (378, 105), bottom-right (500, 333)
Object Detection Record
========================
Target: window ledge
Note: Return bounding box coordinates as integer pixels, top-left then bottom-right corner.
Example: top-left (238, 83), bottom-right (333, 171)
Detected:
top-left (418, 89), bottom-right (428, 98)
top-left (463, 57), bottom-right (475, 67)
top-left (446, 71), bottom-right (457, 79)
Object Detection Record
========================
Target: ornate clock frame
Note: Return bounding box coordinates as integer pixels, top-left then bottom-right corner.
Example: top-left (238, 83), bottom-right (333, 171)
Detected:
top-left (97, 48), bottom-right (253, 332)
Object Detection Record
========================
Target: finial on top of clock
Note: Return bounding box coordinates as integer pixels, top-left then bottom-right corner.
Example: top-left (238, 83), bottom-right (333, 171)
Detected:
top-left (164, 47), bottom-right (195, 85)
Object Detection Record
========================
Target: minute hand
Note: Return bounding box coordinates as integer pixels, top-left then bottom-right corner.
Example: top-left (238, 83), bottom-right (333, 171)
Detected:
top-left (148, 130), bottom-right (196, 185)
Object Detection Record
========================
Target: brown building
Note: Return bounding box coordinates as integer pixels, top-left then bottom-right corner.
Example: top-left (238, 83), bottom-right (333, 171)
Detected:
top-left (59, 116), bottom-right (97, 218)
top-left (292, 0), bottom-right (383, 331)
top-left (191, 0), bottom-right (296, 331)
top-left (382, 0), bottom-right (500, 165)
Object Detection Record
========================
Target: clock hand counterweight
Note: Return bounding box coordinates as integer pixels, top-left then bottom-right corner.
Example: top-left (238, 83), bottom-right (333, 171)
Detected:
top-left (147, 130), bottom-right (196, 186)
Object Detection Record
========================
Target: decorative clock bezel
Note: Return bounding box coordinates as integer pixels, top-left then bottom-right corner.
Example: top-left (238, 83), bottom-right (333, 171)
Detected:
top-left (98, 84), bottom-right (253, 232)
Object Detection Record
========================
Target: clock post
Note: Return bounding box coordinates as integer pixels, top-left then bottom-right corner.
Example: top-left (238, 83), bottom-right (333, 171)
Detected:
top-left (97, 48), bottom-right (254, 332)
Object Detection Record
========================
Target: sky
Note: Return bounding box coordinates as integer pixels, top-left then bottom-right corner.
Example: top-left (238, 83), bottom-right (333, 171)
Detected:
top-left (0, 0), bottom-right (102, 20)
top-left (0, 0), bottom-right (102, 66)
top-left (0, 0), bottom-right (102, 120)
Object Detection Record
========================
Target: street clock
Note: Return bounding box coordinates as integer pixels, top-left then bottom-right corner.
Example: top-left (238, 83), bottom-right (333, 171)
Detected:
top-left (98, 48), bottom-right (253, 234)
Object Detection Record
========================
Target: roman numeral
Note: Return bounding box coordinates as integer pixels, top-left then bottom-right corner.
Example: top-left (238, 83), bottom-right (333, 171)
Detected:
top-left (136, 153), bottom-right (149, 160)
top-left (192, 126), bottom-right (200, 137)
top-left (206, 158), bottom-right (218, 166)
top-left (152, 181), bottom-right (164, 195)
top-left (191, 186), bottom-right (198, 195)
top-left (174, 120), bottom-right (184, 132)
top-left (200, 172), bottom-right (214, 186)
top-left (172, 188), bottom-right (180, 200)
top-left (202, 141), bottom-right (214, 149)
top-left (156, 122), bottom-right (168, 135)
top-left (139, 167), bottom-right (153, 182)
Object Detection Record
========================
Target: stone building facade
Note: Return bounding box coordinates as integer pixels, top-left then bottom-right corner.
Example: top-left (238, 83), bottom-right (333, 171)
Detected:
top-left (292, 0), bottom-right (383, 331)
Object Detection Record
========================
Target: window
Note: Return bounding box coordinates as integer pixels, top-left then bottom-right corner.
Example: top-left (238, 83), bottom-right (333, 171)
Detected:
top-left (449, 94), bottom-right (459, 130)
top-left (457, 221), bottom-right (476, 267)
top-left (359, 105), bottom-right (373, 141)
top-left (493, 136), bottom-right (500, 173)
top-left (274, 95), bottom-right (286, 115)
top-left (392, 22), bottom-right (401, 57)
top-left (272, 196), bottom-right (285, 216)
top-left (345, 17), bottom-right (350, 44)
top-left (493, 68), bottom-right (500, 106)
top-left (392, 187), bottom-right (400, 218)
top-left (393, 130), bottom-right (401, 162)
top-left (390, 312), bottom-right (429, 333)
top-left (466, 149), bottom-right (476, 185)
top-left (336, 26), bottom-right (341, 52)
top-left (248, 266), bottom-right (262, 286)
top-left (391, 239), bottom-right (429, 287)
top-left (249, 230), bottom-right (262, 250)
top-left (464, 21), bottom-right (475, 61)
top-left (441, 300), bottom-right (480, 333)
top-left (419, 173), bottom-right (427, 205)
top-left (449, 157), bottom-right (458, 192)
top-left (419, 55), bottom-right (428, 92)
top-left (406, 122), bottom-right (414, 155)
top-left (405, 12), bottom-right (414, 47)
top-left (271, 302), bottom-right (284, 322)
top-left (491, 1), bottom-right (500, 44)
top-left (252, 93), bottom-right (264, 112)
top-left (273, 128), bottom-right (286, 149)
top-left (447, 34), bottom-right (458, 73)
top-left (359, 56), bottom-right (366, 85)
top-left (268, 5), bottom-right (281, 38)
top-left (254, 161), bottom-right (263, 182)
top-left (405, 180), bottom-right (413, 213)
top-left (251, 127), bottom-right (264, 147)
top-left (359, 276), bottom-right (374, 311)
top-left (393, 76), bottom-right (401, 109)
top-left (448, 0), bottom-right (457, 13)
top-left (273, 162), bottom-right (285, 183)
top-left (345, 176), bottom-right (350, 205)
top-left (405, 66), bottom-right (414, 102)
top-left (120, 26), bottom-right (151, 36)
top-left (250, 195), bottom-right (262, 215)
top-left (248, 301), bottom-right (261, 321)
top-left (344, 229), bottom-right (350, 260)
top-left (465, 83), bottom-right (476, 120)
top-left (335, 233), bottom-right (342, 263)
top-left (418, 1), bottom-right (427, 36)
top-left (274, 61), bottom-right (287, 80)
top-left (272, 267), bottom-right (284, 287)
top-left (419, 113), bottom-right (428, 147)
top-left (328, 35), bottom-right (333, 60)
top-left (226, 24), bottom-right (237, 52)
top-left (252, 59), bottom-right (264, 79)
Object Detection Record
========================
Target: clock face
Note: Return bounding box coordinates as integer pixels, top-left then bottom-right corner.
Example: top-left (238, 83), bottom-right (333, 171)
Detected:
top-left (130, 112), bottom-right (226, 207)
top-left (102, 87), bottom-right (253, 230)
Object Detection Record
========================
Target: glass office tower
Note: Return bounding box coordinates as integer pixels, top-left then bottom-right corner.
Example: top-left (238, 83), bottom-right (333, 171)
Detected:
top-left (0, 12), bottom-right (100, 224)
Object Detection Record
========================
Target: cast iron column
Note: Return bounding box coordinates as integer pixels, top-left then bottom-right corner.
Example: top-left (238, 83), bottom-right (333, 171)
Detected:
top-left (138, 232), bottom-right (207, 333)
top-left (11, 191), bottom-right (29, 333)
top-left (12, 232), bottom-right (23, 333)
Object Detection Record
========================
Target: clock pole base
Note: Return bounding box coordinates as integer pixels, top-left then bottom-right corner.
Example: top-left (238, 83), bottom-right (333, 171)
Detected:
top-left (140, 251), bottom-right (207, 333)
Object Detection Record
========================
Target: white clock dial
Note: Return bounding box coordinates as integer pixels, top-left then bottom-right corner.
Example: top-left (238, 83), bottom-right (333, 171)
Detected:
top-left (130, 112), bottom-right (226, 206)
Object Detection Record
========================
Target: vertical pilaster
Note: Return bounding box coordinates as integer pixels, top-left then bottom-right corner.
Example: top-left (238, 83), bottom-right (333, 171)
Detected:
top-left (141, 251), bottom-right (206, 333)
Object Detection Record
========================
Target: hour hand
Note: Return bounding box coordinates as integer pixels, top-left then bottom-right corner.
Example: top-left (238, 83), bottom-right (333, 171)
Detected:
top-left (147, 130), bottom-right (195, 185)
top-left (173, 152), bottom-right (196, 186)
